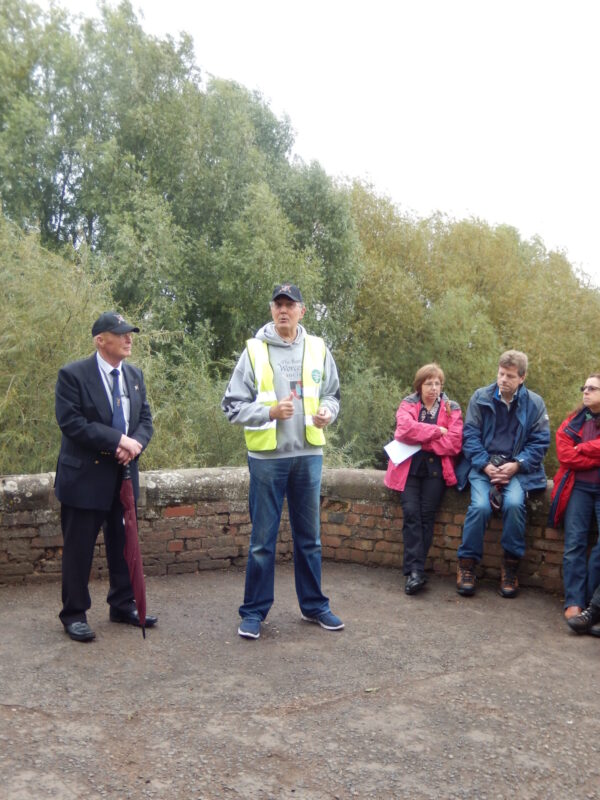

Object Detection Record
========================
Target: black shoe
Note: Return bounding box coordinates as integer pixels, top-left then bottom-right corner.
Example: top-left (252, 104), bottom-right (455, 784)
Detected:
top-left (567, 604), bottom-right (600, 634)
top-left (109, 608), bottom-right (158, 628)
top-left (64, 621), bottom-right (96, 642)
top-left (405, 571), bottom-right (427, 595)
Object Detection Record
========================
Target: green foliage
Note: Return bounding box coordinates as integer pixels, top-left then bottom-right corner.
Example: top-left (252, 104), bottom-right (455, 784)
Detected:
top-left (0, 2), bottom-right (359, 359)
top-left (276, 163), bottom-right (362, 348)
top-left (0, 215), bottom-right (112, 474)
top-left (327, 357), bottom-right (402, 470)
top-left (419, 287), bottom-right (500, 411)
top-left (348, 187), bottom-right (600, 471)
top-left (206, 181), bottom-right (317, 357)
top-left (139, 341), bottom-right (248, 470)
top-left (101, 185), bottom-right (189, 330)
top-left (344, 183), bottom-right (427, 378)
top-left (1, 1), bottom-right (600, 479)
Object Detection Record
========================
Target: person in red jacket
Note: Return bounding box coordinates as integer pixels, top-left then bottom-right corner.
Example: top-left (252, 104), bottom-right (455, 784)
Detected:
top-left (384, 364), bottom-right (463, 595)
top-left (549, 373), bottom-right (600, 624)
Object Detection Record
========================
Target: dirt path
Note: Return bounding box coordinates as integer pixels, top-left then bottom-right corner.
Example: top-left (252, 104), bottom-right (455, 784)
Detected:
top-left (1, 563), bottom-right (599, 799)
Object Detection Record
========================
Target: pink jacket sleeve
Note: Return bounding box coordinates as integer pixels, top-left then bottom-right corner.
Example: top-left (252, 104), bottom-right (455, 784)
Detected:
top-left (428, 406), bottom-right (463, 456)
top-left (394, 400), bottom-right (443, 446)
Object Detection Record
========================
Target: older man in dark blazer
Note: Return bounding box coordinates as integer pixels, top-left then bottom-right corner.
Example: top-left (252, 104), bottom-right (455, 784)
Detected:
top-left (55, 311), bottom-right (155, 641)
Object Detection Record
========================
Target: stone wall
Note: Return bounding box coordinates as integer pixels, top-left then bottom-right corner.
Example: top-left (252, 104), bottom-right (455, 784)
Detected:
top-left (0, 468), bottom-right (565, 595)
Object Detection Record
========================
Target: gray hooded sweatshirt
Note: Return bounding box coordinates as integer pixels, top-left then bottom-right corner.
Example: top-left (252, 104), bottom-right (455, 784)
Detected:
top-left (221, 322), bottom-right (340, 460)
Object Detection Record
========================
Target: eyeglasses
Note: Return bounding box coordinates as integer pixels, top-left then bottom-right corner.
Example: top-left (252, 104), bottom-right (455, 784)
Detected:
top-left (581, 386), bottom-right (600, 392)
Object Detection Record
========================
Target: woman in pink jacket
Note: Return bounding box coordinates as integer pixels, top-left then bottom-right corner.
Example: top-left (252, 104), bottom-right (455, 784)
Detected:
top-left (385, 363), bottom-right (463, 595)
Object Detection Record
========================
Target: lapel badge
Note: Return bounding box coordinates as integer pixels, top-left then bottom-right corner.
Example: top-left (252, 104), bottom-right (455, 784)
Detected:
top-left (134, 384), bottom-right (139, 391)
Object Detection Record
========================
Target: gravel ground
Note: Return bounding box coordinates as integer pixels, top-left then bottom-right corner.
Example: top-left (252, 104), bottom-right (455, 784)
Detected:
top-left (1, 562), bottom-right (599, 800)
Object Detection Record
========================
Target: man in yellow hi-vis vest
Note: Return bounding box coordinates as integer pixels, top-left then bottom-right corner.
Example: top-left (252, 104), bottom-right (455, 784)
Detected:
top-left (222, 283), bottom-right (343, 640)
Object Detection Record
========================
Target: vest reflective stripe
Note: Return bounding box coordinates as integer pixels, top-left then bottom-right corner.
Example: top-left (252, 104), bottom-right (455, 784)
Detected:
top-left (302, 335), bottom-right (326, 446)
top-left (302, 386), bottom-right (321, 399)
top-left (244, 335), bottom-right (327, 451)
top-left (245, 419), bottom-right (277, 431)
top-left (245, 339), bottom-right (278, 451)
top-left (256, 390), bottom-right (277, 403)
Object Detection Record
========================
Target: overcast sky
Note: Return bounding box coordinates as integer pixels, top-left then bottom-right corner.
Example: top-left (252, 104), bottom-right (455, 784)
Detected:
top-left (45, 0), bottom-right (600, 284)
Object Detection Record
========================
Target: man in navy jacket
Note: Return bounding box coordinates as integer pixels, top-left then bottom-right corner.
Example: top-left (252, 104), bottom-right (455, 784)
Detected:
top-left (455, 350), bottom-right (550, 598)
top-left (55, 312), bottom-right (155, 641)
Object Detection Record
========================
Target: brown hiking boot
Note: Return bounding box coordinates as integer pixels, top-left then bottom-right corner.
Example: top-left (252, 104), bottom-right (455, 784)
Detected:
top-left (457, 558), bottom-right (476, 596)
top-left (499, 555), bottom-right (520, 598)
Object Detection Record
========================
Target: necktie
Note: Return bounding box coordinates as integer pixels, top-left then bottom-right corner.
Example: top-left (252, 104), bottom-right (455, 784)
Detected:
top-left (110, 368), bottom-right (127, 434)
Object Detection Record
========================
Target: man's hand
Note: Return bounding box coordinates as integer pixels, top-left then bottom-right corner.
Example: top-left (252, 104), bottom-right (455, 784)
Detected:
top-left (313, 406), bottom-right (332, 429)
top-left (115, 446), bottom-right (131, 465)
top-left (495, 461), bottom-right (520, 484)
top-left (269, 394), bottom-right (295, 420)
top-left (116, 435), bottom-right (143, 465)
top-left (484, 461), bottom-right (519, 486)
top-left (483, 463), bottom-right (498, 479)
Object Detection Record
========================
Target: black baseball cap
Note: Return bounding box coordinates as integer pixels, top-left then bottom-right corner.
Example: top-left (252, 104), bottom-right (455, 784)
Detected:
top-left (271, 283), bottom-right (303, 303)
top-left (91, 311), bottom-right (140, 336)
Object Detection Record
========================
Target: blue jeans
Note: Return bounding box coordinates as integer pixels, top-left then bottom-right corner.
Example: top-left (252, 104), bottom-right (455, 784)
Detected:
top-left (457, 469), bottom-right (526, 561)
top-left (563, 484), bottom-right (600, 609)
top-left (240, 455), bottom-right (330, 621)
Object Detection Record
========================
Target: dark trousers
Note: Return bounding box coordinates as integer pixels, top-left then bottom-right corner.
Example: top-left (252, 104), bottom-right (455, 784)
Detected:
top-left (399, 474), bottom-right (445, 574)
top-left (59, 488), bottom-right (135, 625)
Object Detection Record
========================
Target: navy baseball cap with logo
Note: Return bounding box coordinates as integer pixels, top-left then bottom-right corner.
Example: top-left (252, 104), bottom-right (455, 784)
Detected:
top-left (91, 311), bottom-right (140, 337)
top-left (271, 283), bottom-right (303, 303)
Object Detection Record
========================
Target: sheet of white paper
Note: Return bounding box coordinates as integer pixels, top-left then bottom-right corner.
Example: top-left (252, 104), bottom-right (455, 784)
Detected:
top-left (384, 439), bottom-right (421, 465)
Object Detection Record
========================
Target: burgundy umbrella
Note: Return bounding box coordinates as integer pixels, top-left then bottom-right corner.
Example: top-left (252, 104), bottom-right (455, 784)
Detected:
top-left (120, 465), bottom-right (147, 638)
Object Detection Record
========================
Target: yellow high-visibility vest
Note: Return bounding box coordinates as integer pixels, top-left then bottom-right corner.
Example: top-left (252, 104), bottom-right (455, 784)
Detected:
top-left (244, 335), bottom-right (327, 451)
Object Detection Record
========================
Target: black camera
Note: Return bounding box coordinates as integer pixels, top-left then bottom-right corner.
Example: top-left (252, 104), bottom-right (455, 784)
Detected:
top-left (488, 454), bottom-right (511, 512)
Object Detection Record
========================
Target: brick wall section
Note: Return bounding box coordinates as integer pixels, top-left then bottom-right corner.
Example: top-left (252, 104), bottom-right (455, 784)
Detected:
top-left (0, 468), bottom-right (572, 595)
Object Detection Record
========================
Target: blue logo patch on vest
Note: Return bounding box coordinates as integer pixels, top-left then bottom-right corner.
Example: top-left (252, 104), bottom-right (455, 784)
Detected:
top-left (311, 369), bottom-right (322, 384)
